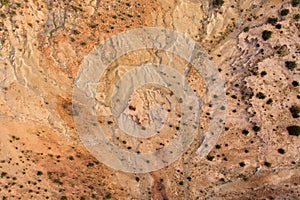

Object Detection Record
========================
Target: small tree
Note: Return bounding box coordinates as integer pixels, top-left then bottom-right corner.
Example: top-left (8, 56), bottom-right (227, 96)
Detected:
top-left (262, 30), bottom-right (272, 41)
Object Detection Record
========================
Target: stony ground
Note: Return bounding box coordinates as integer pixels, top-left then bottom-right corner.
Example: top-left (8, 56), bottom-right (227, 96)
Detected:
top-left (0, 0), bottom-right (299, 199)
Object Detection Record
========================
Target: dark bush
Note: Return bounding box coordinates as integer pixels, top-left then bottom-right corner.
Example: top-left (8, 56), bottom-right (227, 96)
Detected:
top-left (37, 171), bottom-right (43, 176)
top-left (278, 148), bottom-right (285, 154)
top-left (280, 9), bottom-right (290, 16)
top-left (267, 17), bottom-right (278, 25)
top-left (294, 14), bottom-right (300, 20)
top-left (264, 161), bottom-right (271, 167)
top-left (239, 162), bottom-right (245, 167)
top-left (261, 71), bottom-right (267, 77)
top-left (275, 24), bottom-right (282, 29)
top-left (289, 105), bottom-right (300, 118)
top-left (266, 98), bottom-right (273, 104)
top-left (262, 30), bottom-right (272, 41)
top-left (243, 26), bottom-right (249, 32)
top-left (285, 61), bottom-right (297, 70)
top-left (292, 81), bottom-right (299, 87)
top-left (292, 0), bottom-right (300, 7)
top-left (256, 92), bottom-right (266, 99)
top-left (253, 125), bottom-right (261, 132)
top-left (213, 0), bottom-right (224, 7)
top-left (242, 129), bottom-right (249, 135)
top-left (287, 125), bottom-right (300, 136)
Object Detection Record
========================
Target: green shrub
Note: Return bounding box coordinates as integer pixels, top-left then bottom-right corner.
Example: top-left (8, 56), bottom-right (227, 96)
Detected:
top-left (0, 13), bottom-right (6, 18)
top-left (262, 30), bottom-right (272, 41)
top-left (0, 0), bottom-right (9, 5)
top-left (276, 44), bottom-right (289, 56)
top-left (285, 61), bottom-right (297, 70)
top-left (286, 125), bottom-right (300, 136)
top-left (294, 14), bottom-right (300, 20)
top-left (280, 9), bottom-right (290, 16)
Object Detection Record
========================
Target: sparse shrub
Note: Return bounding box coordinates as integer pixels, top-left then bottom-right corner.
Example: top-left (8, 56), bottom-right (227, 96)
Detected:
top-left (285, 61), bottom-right (297, 70)
top-left (0, 13), bottom-right (6, 18)
top-left (267, 17), bottom-right (278, 25)
top-left (287, 125), bottom-right (300, 136)
top-left (87, 162), bottom-right (94, 167)
top-left (292, 81), bottom-right (299, 87)
top-left (275, 24), bottom-right (282, 29)
top-left (206, 155), bottom-right (214, 161)
top-left (68, 156), bottom-right (74, 160)
top-left (0, 0), bottom-right (10, 6)
top-left (105, 194), bottom-right (112, 200)
top-left (261, 71), bottom-right (267, 77)
top-left (256, 92), bottom-right (266, 99)
top-left (252, 125), bottom-right (261, 132)
top-left (213, 0), bottom-right (224, 7)
top-left (294, 14), bottom-right (300, 20)
top-left (289, 105), bottom-right (300, 118)
top-left (276, 44), bottom-right (289, 56)
top-left (37, 171), bottom-right (43, 176)
top-left (278, 148), bottom-right (285, 154)
top-left (280, 9), bottom-right (290, 16)
top-left (89, 24), bottom-right (98, 28)
top-left (266, 98), bottom-right (273, 104)
top-left (1, 172), bottom-right (7, 178)
top-left (73, 30), bottom-right (80, 35)
top-left (292, 0), bottom-right (300, 7)
top-left (239, 162), bottom-right (245, 167)
top-left (243, 26), bottom-right (249, 32)
top-left (242, 130), bottom-right (249, 135)
top-left (262, 30), bottom-right (272, 41)
top-left (264, 161), bottom-right (272, 167)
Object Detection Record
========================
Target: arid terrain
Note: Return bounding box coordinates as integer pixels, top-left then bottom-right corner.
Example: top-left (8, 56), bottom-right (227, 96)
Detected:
top-left (0, 0), bottom-right (299, 199)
